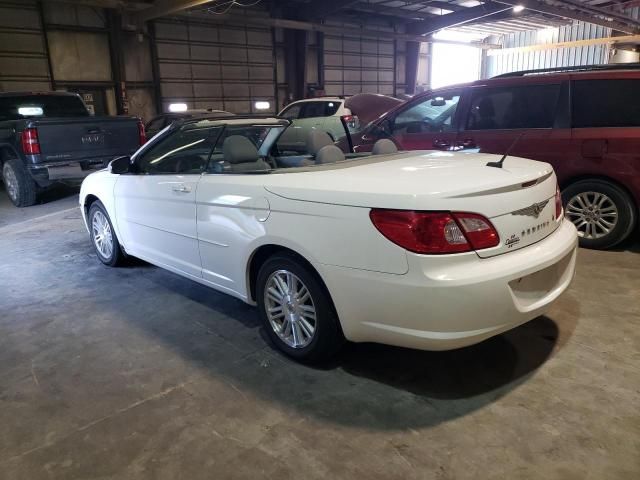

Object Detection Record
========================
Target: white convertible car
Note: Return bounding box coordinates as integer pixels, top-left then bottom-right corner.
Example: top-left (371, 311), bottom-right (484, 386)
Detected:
top-left (80, 116), bottom-right (577, 361)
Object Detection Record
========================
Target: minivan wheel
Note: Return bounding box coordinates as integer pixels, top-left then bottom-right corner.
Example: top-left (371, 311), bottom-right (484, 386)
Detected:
top-left (563, 180), bottom-right (636, 249)
top-left (256, 253), bottom-right (344, 362)
top-left (88, 201), bottom-right (125, 266)
top-left (2, 159), bottom-right (37, 207)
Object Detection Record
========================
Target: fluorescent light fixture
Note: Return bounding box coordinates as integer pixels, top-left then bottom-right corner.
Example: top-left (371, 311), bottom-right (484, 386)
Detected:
top-left (18, 106), bottom-right (43, 116)
top-left (254, 101), bottom-right (270, 110)
top-left (168, 103), bottom-right (188, 112)
top-left (513, 5), bottom-right (525, 12)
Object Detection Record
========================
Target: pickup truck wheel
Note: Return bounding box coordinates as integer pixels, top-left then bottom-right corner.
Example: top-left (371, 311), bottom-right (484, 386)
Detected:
top-left (88, 201), bottom-right (125, 267)
top-left (563, 180), bottom-right (636, 250)
top-left (256, 253), bottom-right (344, 362)
top-left (2, 159), bottom-right (37, 207)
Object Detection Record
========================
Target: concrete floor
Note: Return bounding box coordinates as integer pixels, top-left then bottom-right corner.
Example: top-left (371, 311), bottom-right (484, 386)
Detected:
top-left (0, 189), bottom-right (639, 480)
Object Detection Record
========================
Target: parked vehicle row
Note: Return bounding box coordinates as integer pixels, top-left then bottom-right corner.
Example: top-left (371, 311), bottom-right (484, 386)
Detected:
top-left (344, 66), bottom-right (640, 250)
top-left (0, 91), bottom-right (145, 207)
top-left (80, 116), bottom-right (577, 361)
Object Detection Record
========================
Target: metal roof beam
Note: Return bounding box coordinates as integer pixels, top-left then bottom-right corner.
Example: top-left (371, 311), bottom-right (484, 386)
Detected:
top-left (302, 0), bottom-right (360, 21)
top-left (494, 0), bottom-right (640, 33)
top-left (407, 2), bottom-right (515, 35)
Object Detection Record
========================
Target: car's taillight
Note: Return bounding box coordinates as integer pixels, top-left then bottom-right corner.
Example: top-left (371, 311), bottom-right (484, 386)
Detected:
top-left (20, 128), bottom-right (40, 155)
top-left (555, 184), bottom-right (563, 220)
top-left (341, 114), bottom-right (358, 129)
top-left (137, 119), bottom-right (147, 145)
top-left (369, 210), bottom-right (499, 254)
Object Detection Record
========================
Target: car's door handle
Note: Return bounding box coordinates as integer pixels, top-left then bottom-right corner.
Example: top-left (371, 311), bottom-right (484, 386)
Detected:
top-left (172, 184), bottom-right (191, 193)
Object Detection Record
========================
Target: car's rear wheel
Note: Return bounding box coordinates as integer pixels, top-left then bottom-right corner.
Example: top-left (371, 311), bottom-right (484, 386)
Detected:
top-left (256, 253), bottom-right (344, 362)
top-left (562, 179), bottom-right (636, 249)
top-left (2, 159), bottom-right (37, 207)
top-left (88, 201), bottom-right (125, 267)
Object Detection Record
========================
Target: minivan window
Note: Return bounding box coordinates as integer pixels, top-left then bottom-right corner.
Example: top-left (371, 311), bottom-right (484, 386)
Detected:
top-left (392, 93), bottom-right (460, 135)
top-left (572, 79), bottom-right (640, 128)
top-left (466, 84), bottom-right (560, 130)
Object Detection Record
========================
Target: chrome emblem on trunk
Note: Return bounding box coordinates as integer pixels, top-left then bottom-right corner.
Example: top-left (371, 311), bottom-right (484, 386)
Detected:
top-left (511, 199), bottom-right (549, 218)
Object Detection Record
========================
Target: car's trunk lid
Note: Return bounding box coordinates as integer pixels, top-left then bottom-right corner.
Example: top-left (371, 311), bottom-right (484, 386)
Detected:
top-left (265, 151), bottom-right (561, 258)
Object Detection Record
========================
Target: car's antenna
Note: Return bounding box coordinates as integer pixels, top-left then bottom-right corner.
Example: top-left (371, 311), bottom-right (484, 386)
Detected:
top-left (486, 132), bottom-right (525, 168)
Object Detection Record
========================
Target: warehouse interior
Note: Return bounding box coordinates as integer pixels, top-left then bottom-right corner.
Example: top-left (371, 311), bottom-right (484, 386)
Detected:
top-left (1, 1), bottom-right (639, 479)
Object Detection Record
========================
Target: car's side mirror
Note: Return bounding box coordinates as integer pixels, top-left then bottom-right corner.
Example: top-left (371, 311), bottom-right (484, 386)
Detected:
top-left (108, 155), bottom-right (131, 174)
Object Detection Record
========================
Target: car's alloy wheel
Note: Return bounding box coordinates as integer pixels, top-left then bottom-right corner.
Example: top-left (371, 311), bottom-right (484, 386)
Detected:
top-left (561, 179), bottom-right (636, 250)
top-left (2, 162), bottom-right (19, 203)
top-left (264, 269), bottom-right (317, 348)
top-left (565, 191), bottom-right (618, 240)
top-left (92, 210), bottom-right (114, 260)
top-left (1, 159), bottom-right (37, 207)
top-left (256, 253), bottom-right (344, 361)
top-left (88, 201), bottom-right (125, 266)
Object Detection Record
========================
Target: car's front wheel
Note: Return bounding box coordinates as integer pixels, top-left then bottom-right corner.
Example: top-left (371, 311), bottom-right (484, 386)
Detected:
top-left (256, 253), bottom-right (344, 362)
top-left (562, 180), bottom-right (636, 249)
top-left (88, 201), bottom-right (125, 267)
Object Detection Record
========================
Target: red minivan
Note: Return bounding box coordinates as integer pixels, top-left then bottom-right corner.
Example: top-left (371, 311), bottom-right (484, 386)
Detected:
top-left (349, 66), bottom-right (640, 249)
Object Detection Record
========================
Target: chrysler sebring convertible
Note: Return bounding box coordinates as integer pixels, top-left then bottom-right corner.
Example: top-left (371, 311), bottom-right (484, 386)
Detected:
top-left (80, 116), bottom-right (578, 361)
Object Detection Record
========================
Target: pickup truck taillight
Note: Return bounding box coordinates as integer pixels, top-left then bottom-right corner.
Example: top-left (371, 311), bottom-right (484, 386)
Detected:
top-left (21, 128), bottom-right (40, 155)
top-left (370, 209), bottom-right (499, 254)
top-left (137, 119), bottom-right (147, 145)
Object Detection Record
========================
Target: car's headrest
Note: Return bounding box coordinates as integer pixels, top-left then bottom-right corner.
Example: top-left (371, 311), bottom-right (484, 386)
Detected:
top-left (315, 145), bottom-right (345, 164)
top-left (222, 135), bottom-right (259, 164)
top-left (372, 139), bottom-right (398, 155)
top-left (306, 129), bottom-right (334, 156)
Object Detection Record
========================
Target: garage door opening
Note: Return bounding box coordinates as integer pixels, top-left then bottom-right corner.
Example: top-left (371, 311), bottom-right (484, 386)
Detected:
top-left (431, 31), bottom-right (483, 89)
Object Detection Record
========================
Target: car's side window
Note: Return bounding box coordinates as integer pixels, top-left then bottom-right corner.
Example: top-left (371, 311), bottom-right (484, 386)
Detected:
top-left (136, 124), bottom-right (222, 175)
top-left (392, 93), bottom-right (460, 135)
top-left (280, 104), bottom-right (302, 120)
top-left (300, 101), bottom-right (336, 119)
top-left (466, 84), bottom-right (560, 131)
top-left (572, 79), bottom-right (640, 128)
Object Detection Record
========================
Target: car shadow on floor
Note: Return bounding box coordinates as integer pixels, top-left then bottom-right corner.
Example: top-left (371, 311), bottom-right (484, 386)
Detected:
top-left (127, 265), bottom-right (576, 430)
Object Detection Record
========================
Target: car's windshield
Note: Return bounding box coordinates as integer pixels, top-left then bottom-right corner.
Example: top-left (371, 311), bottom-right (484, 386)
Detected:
top-left (0, 95), bottom-right (89, 120)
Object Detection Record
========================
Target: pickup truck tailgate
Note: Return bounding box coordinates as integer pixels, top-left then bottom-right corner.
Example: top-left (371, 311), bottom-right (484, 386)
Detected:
top-left (35, 116), bottom-right (140, 163)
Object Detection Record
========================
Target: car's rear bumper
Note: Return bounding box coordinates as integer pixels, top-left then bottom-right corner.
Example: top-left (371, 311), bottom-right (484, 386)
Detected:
top-left (320, 219), bottom-right (578, 351)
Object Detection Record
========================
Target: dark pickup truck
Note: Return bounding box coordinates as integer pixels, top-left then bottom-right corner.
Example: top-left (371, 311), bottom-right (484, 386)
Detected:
top-left (0, 91), bottom-right (145, 207)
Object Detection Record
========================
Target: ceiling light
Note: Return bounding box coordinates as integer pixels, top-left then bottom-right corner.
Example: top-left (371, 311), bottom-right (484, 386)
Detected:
top-left (254, 101), bottom-right (270, 110)
top-left (168, 103), bottom-right (188, 112)
top-left (513, 5), bottom-right (525, 13)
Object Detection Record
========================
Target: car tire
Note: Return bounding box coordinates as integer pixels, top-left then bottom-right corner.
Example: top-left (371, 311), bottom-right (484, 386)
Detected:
top-left (2, 158), bottom-right (37, 207)
top-left (256, 253), bottom-right (345, 362)
top-left (562, 179), bottom-right (636, 250)
top-left (88, 200), bottom-right (125, 267)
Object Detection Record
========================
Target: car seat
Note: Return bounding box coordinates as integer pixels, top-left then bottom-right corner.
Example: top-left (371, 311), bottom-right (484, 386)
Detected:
top-left (371, 139), bottom-right (398, 155)
top-left (315, 144), bottom-right (345, 164)
top-left (218, 135), bottom-right (270, 173)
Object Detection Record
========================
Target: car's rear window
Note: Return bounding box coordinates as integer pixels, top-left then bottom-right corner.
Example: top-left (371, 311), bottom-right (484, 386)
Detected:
top-left (0, 95), bottom-right (89, 120)
top-left (572, 79), bottom-right (640, 128)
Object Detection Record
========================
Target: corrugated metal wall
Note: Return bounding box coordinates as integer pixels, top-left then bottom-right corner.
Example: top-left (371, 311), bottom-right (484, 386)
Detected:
top-left (153, 17), bottom-right (276, 114)
top-left (322, 21), bottom-right (396, 96)
top-left (485, 22), bottom-right (611, 78)
top-left (0, 0), bottom-right (51, 92)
